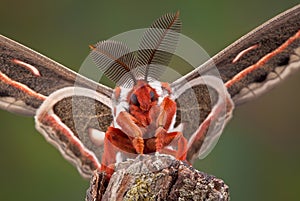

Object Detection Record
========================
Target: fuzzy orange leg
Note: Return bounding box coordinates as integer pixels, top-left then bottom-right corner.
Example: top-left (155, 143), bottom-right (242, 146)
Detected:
top-left (176, 134), bottom-right (188, 161)
top-left (154, 96), bottom-right (188, 160)
top-left (156, 97), bottom-right (176, 130)
top-left (158, 136), bottom-right (187, 161)
top-left (143, 130), bottom-right (178, 154)
top-left (154, 97), bottom-right (177, 150)
top-left (100, 132), bottom-right (117, 178)
top-left (116, 111), bottom-right (144, 154)
top-left (154, 127), bottom-right (188, 161)
top-left (100, 126), bottom-right (138, 178)
top-left (105, 126), bottom-right (137, 154)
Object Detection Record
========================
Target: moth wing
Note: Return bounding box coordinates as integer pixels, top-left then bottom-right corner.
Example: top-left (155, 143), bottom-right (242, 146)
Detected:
top-left (173, 4), bottom-right (300, 105)
top-left (35, 87), bottom-right (113, 178)
top-left (0, 34), bottom-right (113, 115)
top-left (171, 76), bottom-right (234, 163)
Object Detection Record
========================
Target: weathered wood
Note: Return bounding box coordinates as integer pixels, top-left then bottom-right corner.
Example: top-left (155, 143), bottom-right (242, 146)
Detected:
top-left (86, 154), bottom-right (229, 201)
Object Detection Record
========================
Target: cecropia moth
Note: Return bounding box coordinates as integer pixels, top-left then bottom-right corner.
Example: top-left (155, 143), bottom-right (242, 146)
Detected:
top-left (0, 5), bottom-right (299, 182)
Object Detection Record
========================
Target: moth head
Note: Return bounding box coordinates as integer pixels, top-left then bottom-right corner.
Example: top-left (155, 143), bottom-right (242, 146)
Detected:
top-left (128, 80), bottom-right (159, 111)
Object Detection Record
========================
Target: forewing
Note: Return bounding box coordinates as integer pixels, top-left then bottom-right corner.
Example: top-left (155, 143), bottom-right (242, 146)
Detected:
top-left (173, 4), bottom-right (300, 105)
top-left (0, 34), bottom-right (113, 115)
top-left (172, 76), bottom-right (233, 163)
top-left (35, 87), bottom-right (113, 178)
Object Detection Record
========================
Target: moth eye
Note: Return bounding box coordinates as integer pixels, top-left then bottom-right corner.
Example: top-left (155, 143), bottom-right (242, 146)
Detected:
top-left (130, 94), bottom-right (139, 106)
top-left (150, 91), bottom-right (155, 102)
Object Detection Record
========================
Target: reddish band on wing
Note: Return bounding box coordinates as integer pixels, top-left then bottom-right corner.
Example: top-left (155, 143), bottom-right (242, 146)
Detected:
top-left (226, 30), bottom-right (300, 88)
top-left (38, 112), bottom-right (101, 171)
top-left (0, 71), bottom-right (46, 100)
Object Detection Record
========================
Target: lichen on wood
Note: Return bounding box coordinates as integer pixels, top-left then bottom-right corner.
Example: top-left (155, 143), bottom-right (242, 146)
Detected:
top-left (86, 154), bottom-right (229, 201)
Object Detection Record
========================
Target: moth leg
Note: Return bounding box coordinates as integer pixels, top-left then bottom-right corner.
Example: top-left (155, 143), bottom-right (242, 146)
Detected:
top-left (144, 131), bottom-right (178, 153)
top-left (154, 127), bottom-right (169, 151)
top-left (176, 133), bottom-right (188, 161)
top-left (156, 96), bottom-right (176, 130)
top-left (155, 128), bottom-right (187, 161)
top-left (101, 126), bottom-right (137, 177)
top-left (116, 111), bottom-right (144, 154)
top-left (105, 126), bottom-right (137, 154)
top-left (154, 96), bottom-right (177, 150)
top-left (100, 132), bottom-right (116, 178)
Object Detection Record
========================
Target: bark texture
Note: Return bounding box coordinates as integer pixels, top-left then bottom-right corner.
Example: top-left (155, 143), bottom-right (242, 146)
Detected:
top-left (86, 154), bottom-right (229, 201)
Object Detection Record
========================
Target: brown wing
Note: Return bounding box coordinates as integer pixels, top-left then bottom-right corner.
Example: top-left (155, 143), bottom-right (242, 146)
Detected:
top-left (172, 76), bottom-right (233, 163)
top-left (172, 4), bottom-right (300, 105)
top-left (35, 87), bottom-right (113, 178)
top-left (0, 34), bottom-right (113, 115)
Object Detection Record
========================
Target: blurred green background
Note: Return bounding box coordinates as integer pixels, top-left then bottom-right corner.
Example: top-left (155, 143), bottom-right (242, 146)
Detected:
top-left (1, 1), bottom-right (300, 200)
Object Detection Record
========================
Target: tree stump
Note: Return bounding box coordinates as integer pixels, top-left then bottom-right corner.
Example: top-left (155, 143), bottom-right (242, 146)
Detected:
top-left (86, 154), bottom-right (229, 201)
